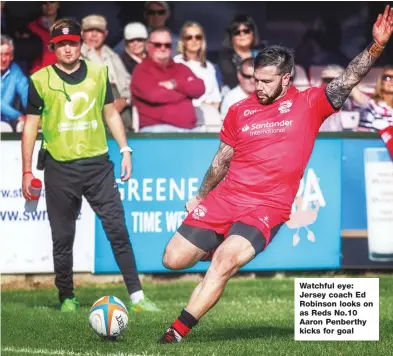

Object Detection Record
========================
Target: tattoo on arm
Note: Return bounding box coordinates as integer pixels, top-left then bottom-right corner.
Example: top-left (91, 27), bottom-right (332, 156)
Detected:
top-left (325, 42), bottom-right (384, 109)
top-left (198, 141), bottom-right (234, 199)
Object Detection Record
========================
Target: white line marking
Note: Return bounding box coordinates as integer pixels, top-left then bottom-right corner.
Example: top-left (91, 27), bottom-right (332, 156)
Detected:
top-left (2, 347), bottom-right (165, 356)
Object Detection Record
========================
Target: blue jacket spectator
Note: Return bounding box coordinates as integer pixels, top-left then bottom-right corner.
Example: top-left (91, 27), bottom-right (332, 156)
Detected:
top-left (1, 36), bottom-right (28, 128)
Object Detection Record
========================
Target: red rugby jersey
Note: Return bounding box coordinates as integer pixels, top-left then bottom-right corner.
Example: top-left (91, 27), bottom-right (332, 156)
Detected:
top-left (218, 86), bottom-right (337, 213)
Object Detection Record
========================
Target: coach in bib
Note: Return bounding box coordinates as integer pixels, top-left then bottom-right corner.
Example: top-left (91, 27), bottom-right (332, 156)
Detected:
top-left (21, 18), bottom-right (159, 313)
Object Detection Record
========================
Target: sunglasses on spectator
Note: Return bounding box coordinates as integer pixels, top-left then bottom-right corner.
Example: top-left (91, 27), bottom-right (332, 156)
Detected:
top-left (149, 41), bottom-right (172, 49)
top-left (146, 9), bottom-right (166, 16)
top-left (128, 38), bottom-right (146, 43)
top-left (382, 75), bottom-right (393, 82)
top-left (232, 28), bottom-right (252, 36)
top-left (184, 34), bottom-right (203, 41)
top-left (241, 72), bottom-right (253, 80)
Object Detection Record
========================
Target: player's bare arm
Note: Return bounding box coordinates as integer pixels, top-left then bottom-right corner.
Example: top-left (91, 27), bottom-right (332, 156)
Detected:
top-left (198, 141), bottom-right (234, 199)
top-left (326, 5), bottom-right (393, 109)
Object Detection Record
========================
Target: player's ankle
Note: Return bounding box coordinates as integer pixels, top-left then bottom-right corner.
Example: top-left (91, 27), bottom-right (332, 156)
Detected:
top-left (172, 308), bottom-right (199, 338)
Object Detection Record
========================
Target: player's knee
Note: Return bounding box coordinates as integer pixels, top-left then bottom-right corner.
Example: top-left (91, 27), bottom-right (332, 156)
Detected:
top-left (162, 250), bottom-right (185, 270)
top-left (162, 252), bottom-right (176, 270)
top-left (211, 252), bottom-right (241, 279)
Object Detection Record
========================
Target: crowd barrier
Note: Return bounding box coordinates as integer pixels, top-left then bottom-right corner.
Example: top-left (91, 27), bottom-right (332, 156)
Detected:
top-left (1, 132), bottom-right (392, 274)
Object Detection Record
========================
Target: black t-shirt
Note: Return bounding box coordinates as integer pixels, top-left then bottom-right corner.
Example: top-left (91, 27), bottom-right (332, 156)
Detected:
top-left (119, 51), bottom-right (139, 75)
top-left (26, 60), bottom-right (114, 115)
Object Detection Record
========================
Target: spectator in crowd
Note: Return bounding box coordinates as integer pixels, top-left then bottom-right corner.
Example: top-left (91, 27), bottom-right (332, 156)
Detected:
top-left (174, 22), bottom-right (221, 131)
top-left (80, 15), bottom-right (133, 131)
top-left (359, 66), bottom-right (393, 131)
top-left (220, 57), bottom-right (254, 119)
top-left (131, 28), bottom-right (205, 133)
top-left (144, 1), bottom-right (169, 30)
top-left (318, 64), bottom-right (369, 132)
top-left (144, 1), bottom-right (179, 56)
top-left (1, 1), bottom-right (42, 74)
top-left (295, 17), bottom-right (350, 72)
top-left (114, 1), bottom-right (179, 56)
top-left (28, 1), bottom-right (60, 74)
top-left (218, 14), bottom-right (262, 90)
top-left (1, 1), bottom-right (10, 35)
top-left (120, 22), bottom-right (148, 75)
top-left (1, 35), bottom-right (28, 132)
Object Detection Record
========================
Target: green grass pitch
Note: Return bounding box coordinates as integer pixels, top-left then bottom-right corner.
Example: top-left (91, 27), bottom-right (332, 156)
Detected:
top-left (2, 275), bottom-right (393, 356)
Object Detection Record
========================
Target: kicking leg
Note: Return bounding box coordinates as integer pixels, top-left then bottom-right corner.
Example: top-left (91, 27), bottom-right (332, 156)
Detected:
top-left (162, 233), bottom-right (205, 270)
top-left (185, 234), bottom-right (255, 319)
top-left (163, 224), bottom-right (224, 270)
top-left (158, 231), bottom-right (258, 344)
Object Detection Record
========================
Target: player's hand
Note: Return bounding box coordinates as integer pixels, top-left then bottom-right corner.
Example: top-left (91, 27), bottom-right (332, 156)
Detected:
top-left (372, 119), bottom-right (390, 131)
top-left (372, 5), bottom-right (393, 47)
top-left (17, 114), bottom-right (26, 122)
top-left (114, 98), bottom-right (127, 113)
top-left (22, 173), bottom-right (34, 200)
top-left (185, 196), bottom-right (202, 213)
top-left (120, 151), bottom-right (132, 182)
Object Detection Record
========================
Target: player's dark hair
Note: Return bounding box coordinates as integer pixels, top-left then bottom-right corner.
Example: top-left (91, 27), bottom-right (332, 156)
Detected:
top-left (254, 45), bottom-right (294, 75)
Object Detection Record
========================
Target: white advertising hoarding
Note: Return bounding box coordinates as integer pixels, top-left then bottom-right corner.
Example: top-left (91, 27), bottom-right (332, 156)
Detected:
top-left (0, 140), bottom-right (95, 273)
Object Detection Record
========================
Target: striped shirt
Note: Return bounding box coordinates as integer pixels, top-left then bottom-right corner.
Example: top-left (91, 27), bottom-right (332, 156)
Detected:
top-left (359, 99), bottom-right (393, 131)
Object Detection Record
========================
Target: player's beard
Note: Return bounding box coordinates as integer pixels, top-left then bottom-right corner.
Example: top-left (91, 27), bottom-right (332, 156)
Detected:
top-left (257, 83), bottom-right (284, 105)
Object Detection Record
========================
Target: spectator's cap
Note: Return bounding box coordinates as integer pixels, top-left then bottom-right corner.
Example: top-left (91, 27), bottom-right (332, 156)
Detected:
top-left (124, 22), bottom-right (148, 41)
top-left (321, 65), bottom-right (344, 79)
top-left (144, 1), bottom-right (169, 12)
top-left (81, 15), bottom-right (107, 32)
top-left (51, 19), bottom-right (81, 43)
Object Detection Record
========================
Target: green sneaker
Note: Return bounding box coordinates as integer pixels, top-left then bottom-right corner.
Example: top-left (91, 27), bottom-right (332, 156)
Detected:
top-left (60, 297), bottom-right (80, 312)
top-left (130, 297), bottom-right (160, 312)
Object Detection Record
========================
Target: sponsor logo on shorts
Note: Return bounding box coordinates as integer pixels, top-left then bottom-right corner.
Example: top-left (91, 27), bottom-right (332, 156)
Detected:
top-left (258, 216), bottom-right (270, 228)
top-left (192, 205), bottom-right (207, 220)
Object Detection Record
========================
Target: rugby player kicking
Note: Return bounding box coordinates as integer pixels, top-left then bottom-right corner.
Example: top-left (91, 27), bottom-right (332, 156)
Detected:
top-left (158, 5), bottom-right (393, 343)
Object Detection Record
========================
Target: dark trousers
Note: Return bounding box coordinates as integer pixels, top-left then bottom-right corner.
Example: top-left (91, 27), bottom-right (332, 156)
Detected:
top-left (44, 153), bottom-right (141, 302)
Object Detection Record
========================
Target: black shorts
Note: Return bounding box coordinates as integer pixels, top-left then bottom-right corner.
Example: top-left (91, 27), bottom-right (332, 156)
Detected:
top-left (177, 221), bottom-right (282, 256)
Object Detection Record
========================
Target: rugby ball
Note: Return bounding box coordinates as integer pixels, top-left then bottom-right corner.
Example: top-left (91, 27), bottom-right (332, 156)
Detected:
top-left (89, 296), bottom-right (128, 340)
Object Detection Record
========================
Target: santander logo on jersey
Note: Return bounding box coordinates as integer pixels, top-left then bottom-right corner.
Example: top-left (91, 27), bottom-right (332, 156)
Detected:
top-left (241, 119), bottom-right (293, 136)
top-left (242, 124), bottom-right (250, 132)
